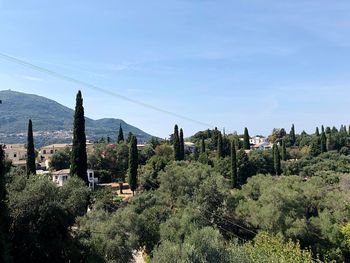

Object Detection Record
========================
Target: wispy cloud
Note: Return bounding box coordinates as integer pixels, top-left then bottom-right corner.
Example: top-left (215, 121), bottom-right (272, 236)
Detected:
top-left (14, 74), bottom-right (44, 82)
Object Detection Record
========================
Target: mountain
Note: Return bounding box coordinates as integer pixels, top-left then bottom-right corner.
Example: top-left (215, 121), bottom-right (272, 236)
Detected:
top-left (0, 90), bottom-right (153, 147)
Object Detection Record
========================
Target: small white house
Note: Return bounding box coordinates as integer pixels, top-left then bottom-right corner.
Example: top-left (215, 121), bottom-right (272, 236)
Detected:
top-left (51, 169), bottom-right (98, 189)
top-left (184, 142), bottom-right (196, 153)
top-left (252, 142), bottom-right (273, 150)
top-left (52, 169), bottom-right (70, 187)
top-left (249, 136), bottom-right (268, 145)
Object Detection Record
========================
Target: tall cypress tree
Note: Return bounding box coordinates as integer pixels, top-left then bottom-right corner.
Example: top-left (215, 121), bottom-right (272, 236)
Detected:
top-left (237, 149), bottom-right (252, 186)
top-left (179, 128), bottom-right (185, 161)
top-left (230, 140), bottom-right (237, 188)
top-left (290, 124), bottom-right (296, 145)
top-left (173, 125), bottom-right (181, 161)
top-left (281, 140), bottom-right (287, 161)
top-left (128, 135), bottom-right (138, 196)
top-left (117, 124), bottom-right (124, 143)
top-left (212, 127), bottom-right (220, 149)
top-left (315, 127), bottom-right (320, 136)
top-left (126, 132), bottom-right (133, 143)
top-left (0, 145), bottom-right (12, 263)
top-left (326, 133), bottom-right (334, 151)
top-left (243, 127), bottom-right (250, 150)
top-left (70, 90), bottom-right (88, 185)
top-left (217, 132), bottom-right (223, 158)
top-left (273, 143), bottom-right (281, 176)
top-left (201, 138), bottom-right (206, 153)
top-left (26, 119), bottom-right (36, 176)
top-left (321, 130), bottom-right (327, 153)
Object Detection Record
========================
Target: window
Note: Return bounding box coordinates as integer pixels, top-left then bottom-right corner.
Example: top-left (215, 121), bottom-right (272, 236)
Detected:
top-left (14, 153), bottom-right (17, 158)
top-left (50, 150), bottom-right (54, 154)
top-left (43, 150), bottom-right (46, 154)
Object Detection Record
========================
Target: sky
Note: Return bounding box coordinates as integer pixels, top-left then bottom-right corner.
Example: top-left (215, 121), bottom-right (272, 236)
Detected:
top-left (0, 0), bottom-right (350, 138)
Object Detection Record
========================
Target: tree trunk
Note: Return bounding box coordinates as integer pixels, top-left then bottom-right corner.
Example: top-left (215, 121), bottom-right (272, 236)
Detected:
top-left (119, 182), bottom-right (123, 194)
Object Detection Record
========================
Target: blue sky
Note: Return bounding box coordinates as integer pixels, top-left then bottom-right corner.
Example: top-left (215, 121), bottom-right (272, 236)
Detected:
top-left (0, 0), bottom-right (350, 138)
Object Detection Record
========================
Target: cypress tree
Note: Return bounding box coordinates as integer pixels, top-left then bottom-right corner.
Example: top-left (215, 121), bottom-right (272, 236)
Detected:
top-left (279, 128), bottom-right (287, 138)
top-left (0, 145), bottom-right (12, 263)
top-left (117, 124), bottom-right (124, 143)
top-left (70, 90), bottom-right (88, 185)
top-left (281, 140), bottom-right (287, 161)
top-left (273, 143), bottom-right (281, 176)
top-left (128, 135), bottom-right (138, 196)
top-left (212, 127), bottom-right (219, 149)
top-left (222, 135), bottom-right (231, 157)
top-left (127, 132), bottom-right (133, 143)
top-left (173, 125), bottom-right (181, 161)
top-left (236, 137), bottom-right (242, 150)
top-left (231, 140), bottom-right (237, 188)
top-left (201, 138), bottom-right (206, 153)
top-left (237, 149), bottom-right (252, 186)
top-left (206, 129), bottom-right (211, 139)
top-left (217, 132), bottom-right (223, 158)
top-left (321, 130), bottom-right (327, 153)
top-left (243, 127), bottom-right (250, 150)
top-left (179, 128), bottom-right (185, 161)
top-left (340, 125), bottom-right (344, 134)
top-left (26, 119), bottom-right (36, 176)
top-left (327, 133), bottom-right (334, 151)
top-left (290, 124), bottom-right (296, 145)
top-left (309, 137), bottom-right (321, 157)
top-left (315, 127), bottom-right (320, 136)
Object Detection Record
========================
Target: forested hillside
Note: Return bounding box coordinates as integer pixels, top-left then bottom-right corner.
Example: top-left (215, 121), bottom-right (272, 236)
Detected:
top-left (0, 90), bottom-right (152, 146)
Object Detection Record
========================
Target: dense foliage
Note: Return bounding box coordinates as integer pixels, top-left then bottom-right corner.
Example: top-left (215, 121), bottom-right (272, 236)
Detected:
top-left (7, 174), bottom-right (90, 262)
top-left (0, 145), bottom-right (11, 263)
top-left (88, 142), bottom-right (129, 183)
top-left (4, 124), bottom-right (350, 262)
top-left (49, 148), bottom-right (71, 171)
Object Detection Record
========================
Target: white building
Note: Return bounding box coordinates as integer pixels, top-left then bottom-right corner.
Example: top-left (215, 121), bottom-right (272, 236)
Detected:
top-left (184, 142), bottom-right (196, 153)
top-left (252, 142), bottom-right (273, 150)
top-left (249, 136), bottom-right (268, 145)
top-left (52, 169), bottom-right (98, 189)
top-left (52, 169), bottom-right (70, 187)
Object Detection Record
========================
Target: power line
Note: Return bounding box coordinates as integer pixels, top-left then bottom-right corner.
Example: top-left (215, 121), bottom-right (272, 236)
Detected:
top-left (0, 52), bottom-right (214, 128)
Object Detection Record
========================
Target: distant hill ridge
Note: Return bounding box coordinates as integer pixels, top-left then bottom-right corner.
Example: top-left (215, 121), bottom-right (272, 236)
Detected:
top-left (0, 90), bottom-right (153, 147)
